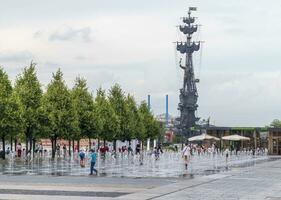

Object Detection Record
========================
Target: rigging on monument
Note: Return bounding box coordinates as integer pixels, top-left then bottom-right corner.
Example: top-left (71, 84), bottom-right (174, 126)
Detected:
top-left (176, 7), bottom-right (201, 137)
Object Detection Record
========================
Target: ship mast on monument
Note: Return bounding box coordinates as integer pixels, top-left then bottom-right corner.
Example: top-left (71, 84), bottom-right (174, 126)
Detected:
top-left (176, 7), bottom-right (201, 137)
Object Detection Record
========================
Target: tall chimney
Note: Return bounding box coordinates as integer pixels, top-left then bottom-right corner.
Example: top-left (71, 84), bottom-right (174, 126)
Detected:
top-left (147, 94), bottom-right (151, 111)
top-left (165, 94), bottom-right (169, 127)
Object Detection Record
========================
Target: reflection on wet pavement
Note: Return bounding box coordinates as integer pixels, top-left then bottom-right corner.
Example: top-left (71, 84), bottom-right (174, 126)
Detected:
top-left (0, 152), bottom-right (273, 178)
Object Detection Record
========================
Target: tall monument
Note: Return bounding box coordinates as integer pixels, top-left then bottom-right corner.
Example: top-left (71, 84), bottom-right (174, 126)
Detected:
top-left (176, 7), bottom-right (200, 137)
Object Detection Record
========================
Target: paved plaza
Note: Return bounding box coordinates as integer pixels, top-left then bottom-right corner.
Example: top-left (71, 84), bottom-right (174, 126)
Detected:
top-left (0, 151), bottom-right (269, 177)
top-left (1, 152), bottom-right (281, 199)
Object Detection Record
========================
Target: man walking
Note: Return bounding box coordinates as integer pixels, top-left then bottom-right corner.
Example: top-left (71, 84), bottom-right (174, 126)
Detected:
top-left (89, 149), bottom-right (98, 175)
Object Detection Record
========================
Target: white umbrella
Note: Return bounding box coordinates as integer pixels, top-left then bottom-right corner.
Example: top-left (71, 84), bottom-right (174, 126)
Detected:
top-left (188, 133), bottom-right (220, 141)
top-left (222, 134), bottom-right (250, 141)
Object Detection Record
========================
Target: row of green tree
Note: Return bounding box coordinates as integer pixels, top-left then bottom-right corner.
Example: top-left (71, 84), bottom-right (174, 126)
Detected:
top-left (0, 62), bottom-right (162, 159)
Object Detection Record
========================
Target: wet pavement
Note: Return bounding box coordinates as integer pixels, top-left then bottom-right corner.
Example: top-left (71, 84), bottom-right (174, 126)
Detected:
top-left (0, 153), bottom-right (280, 200)
top-left (0, 189), bottom-right (128, 198)
top-left (0, 151), bottom-right (270, 178)
top-left (132, 157), bottom-right (281, 200)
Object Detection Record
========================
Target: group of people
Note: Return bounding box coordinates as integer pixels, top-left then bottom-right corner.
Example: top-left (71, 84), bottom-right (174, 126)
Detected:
top-left (181, 142), bottom-right (269, 170)
top-left (3, 140), bottom-right (268, 175)
top-left (5, 143), bottom-right (23, 158)
top-left (34, 143), bottom-right (44, 156)
top-left (78, 149), bottom-right (98, 175)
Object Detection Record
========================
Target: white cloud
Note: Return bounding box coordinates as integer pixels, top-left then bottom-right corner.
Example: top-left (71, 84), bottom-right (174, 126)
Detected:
top-left (198, 69), bottom-right (281, 126)
top-left (49, 26), bottom-right (92, 43)
top-left (0, 50), bottom-right (33, 62)
top-left (0, 0), bottom-right (280, 126)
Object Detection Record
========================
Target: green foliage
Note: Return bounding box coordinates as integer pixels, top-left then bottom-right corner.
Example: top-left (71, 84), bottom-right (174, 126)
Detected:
top-left (137, 101), bottom-right (161, 141)
top-left (94, 88), bottom-right (119, 141)
top-left (71, 77), bottom-right (96, 140)
top-left (0, 68), bottom-right (14, 140)
top-left (0, 67), bottom-right (12, 98)
top-left (0, 63), bottom-right (162, 154)
top-left (270, 119), bottom-right (281, 128)
top-left (14, 62), bottom-right (42, 151)
top-left (164, 145), bottom-right (176, 152)
top-left (0, 68), bottom-right (22, 158)
top-left (125, 95), bottom-right (139, 141)
top-left (42, 69), bottom-right (79, 141)
top-left (108, 84), bottom-right (127, 141)
top-left (172, 134), bottom-right (182, 143)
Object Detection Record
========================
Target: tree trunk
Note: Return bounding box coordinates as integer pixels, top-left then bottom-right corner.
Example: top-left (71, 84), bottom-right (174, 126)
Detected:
top-left (51, 137), bottom-right (57, 160)
top-left (32, 139), bottom-right (36, 158)
top-left (68, 139), bottom-right (71, 157)
top-left (54, 138), bottom-right (57, 159)
top-left (25, 126), bottom-right (31, 156)
top-left (10, 136), bottom-right (13, 152)
top-left (14, 139), bottom-right (17, 154)
top-left (89, 137), bottom-right (91, 150)
top-left (1, 136), bottom-right (5, 160)
top-left (25, 135), bottom-right (29, 156)
top-left (97, 138), bottom-right (100, 149)
top-left (29, 135), bottom-right (33, 155)
top-left (128, 140), bottom-right (131, 156)
top-left (51, 138), bottom-right (55, 159)
top-left (77, 140), bottom-right (80, 152)
top-left (72, 139), bottom-right (75, 153)
top-left (113, 139), bottom-right (117, 152)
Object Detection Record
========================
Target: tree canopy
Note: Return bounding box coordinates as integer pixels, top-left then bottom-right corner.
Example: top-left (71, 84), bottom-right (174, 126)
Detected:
top-left (42, 69), bottom-right (79, 158)
top-left (14, 62), bottom-right (42, 154)
top-left (0, 68), bottom-right (22, 159)
top-left (0, 64), bottom-right (162, 159)
top-left (270, 119), bottom-right (281, 128)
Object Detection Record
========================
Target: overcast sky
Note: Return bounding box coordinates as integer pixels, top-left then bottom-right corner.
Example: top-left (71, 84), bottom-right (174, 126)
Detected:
top-left (0, 0), bottom-right (280, 127)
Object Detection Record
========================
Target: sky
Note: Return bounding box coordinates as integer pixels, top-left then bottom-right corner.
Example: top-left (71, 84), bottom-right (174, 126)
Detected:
top-left (0, 0), bottom-right (280, 127)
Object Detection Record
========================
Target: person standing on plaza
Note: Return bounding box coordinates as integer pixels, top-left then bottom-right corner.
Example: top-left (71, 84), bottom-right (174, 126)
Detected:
top-left (39, 143), bottom-right (43, 157)
top-left (182, 143), bottom-right (191, 170)
top-left (89, 149), bottom-right (98, 175)
top-left (128, 145), bottom-right (133, 156)
top-left (211, 143), bottom-right (216, 157)
top-left (17, 143), bottom-right (22, 158)
top-left (63, 144), bottom-right (67, 158)
top-left (135, 143), bottom-right (141, 155)
top-left (79, 149), bottom-right (86, 167)
top-left (154, 146), bottom-right (160, 160)
top-left (34, 144), bottom-right (39, 155)
top-left (224, 147), bottom-right (230, 165)
top-left (5, 147), bottom-right (10, 155)
top-left (56, 144), bottom-right (61, 158)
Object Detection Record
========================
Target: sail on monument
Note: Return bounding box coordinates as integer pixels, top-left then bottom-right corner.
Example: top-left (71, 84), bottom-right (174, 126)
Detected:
top-left (176, 7), bottom-right (201, 137)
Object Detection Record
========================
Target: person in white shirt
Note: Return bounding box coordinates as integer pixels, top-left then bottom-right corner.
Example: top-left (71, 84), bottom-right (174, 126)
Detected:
top-left (182, 143), bottom-right (191, 170)
top-left (224, 147), bottom-right (229, 164)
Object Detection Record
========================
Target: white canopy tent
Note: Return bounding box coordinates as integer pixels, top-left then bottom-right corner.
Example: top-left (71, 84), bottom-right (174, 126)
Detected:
top-left (222, 134), bottom-right (250, 141)
top-left (188, 133), bottom-right (220, 142)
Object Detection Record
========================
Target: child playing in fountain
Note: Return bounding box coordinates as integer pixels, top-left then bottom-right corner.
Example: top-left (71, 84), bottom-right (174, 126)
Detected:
top-left (79, 149), bottom-right (86, 167)
top-left (182, 143), bottom-right (191, 170)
